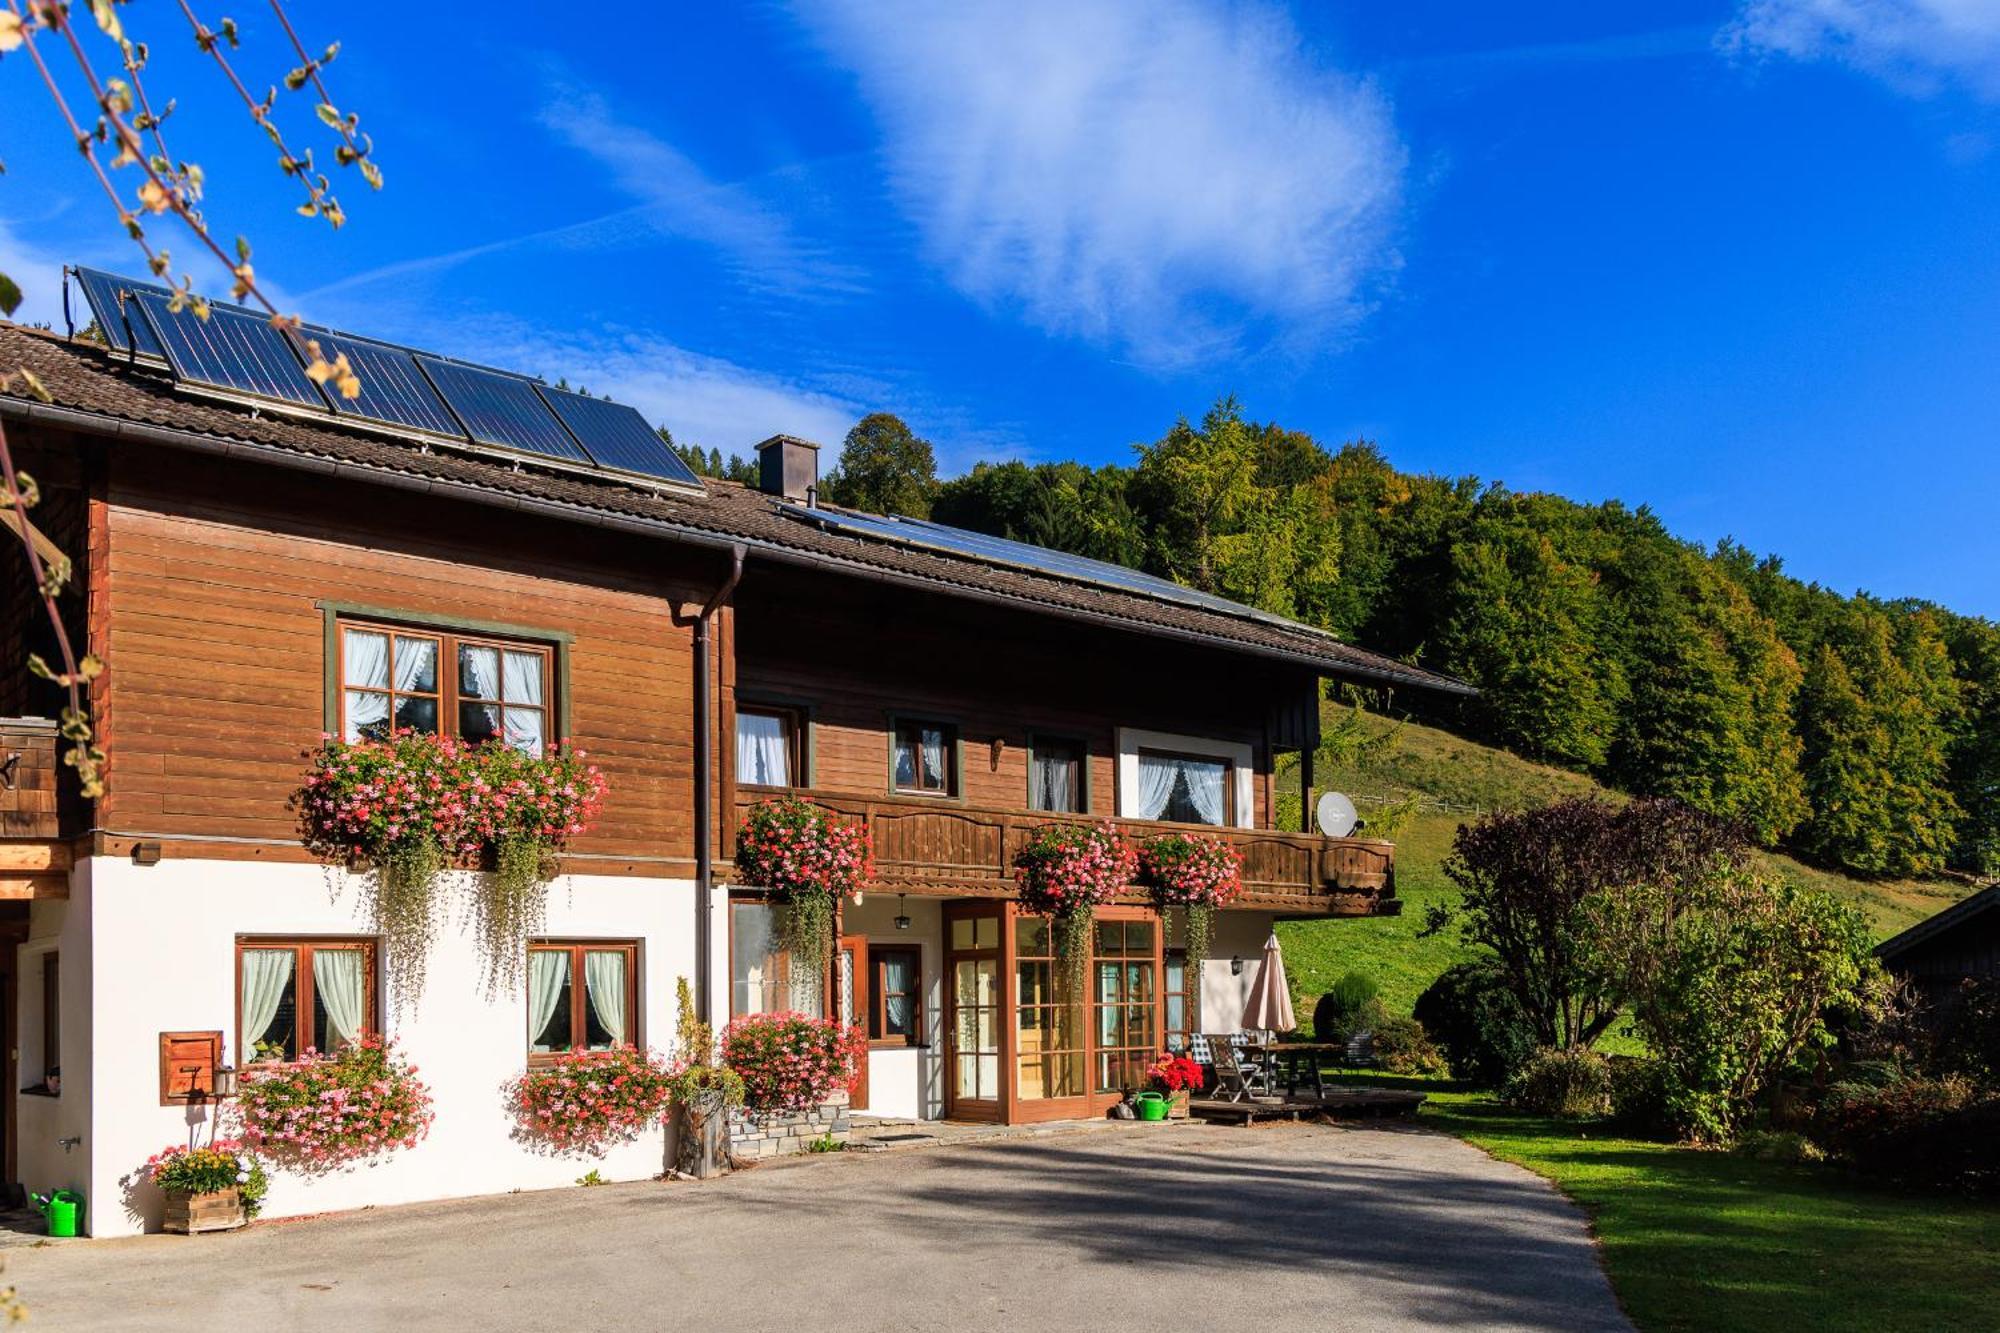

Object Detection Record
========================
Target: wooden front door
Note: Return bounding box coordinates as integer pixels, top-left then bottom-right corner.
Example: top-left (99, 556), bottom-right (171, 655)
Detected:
top-left (1007, 904), bottom-right (1163, 1123)
top-left (943, 903), bottom-right (1005, 1122)
top-left (837, 933), bottom-right (869, 1111)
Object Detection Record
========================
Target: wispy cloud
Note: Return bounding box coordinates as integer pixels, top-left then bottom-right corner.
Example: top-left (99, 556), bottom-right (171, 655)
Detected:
top-left (789, 0), bottom-right (1406, 370)
top-left (0, 219), bottom-right (69, 328)
top-left (1389, 24), bottom-right (1717, 78)
top-left (1721, 0), bottom-right (2000, 99)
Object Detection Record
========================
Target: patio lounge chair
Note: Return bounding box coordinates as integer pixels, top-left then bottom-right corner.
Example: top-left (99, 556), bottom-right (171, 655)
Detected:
top-left (1208, 1037), bottom-right (1269, 1103)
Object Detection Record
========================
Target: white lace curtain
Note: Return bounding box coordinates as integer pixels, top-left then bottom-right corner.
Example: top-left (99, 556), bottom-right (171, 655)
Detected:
top-left (1137, 753), bottom-right (1228, 825)
top-left (312, 949), bottom-right (368, 1050)
top-left (737, 712), bottom-right (790, 785)
top-left (528, 949), bottom-right (570, 1050)
top-left (584, 951), bottom-right (628, 1046)
top-left (240, 949), bottom-right (295, 1060)
top-left (1035, 751), bottom-right (1073, 811)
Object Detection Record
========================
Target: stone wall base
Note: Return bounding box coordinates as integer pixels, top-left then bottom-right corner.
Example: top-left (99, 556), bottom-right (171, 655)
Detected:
top-left (728, 1093), bottom-right (852, 1160)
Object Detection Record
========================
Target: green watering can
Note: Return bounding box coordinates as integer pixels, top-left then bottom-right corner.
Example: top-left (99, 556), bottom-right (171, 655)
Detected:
top-left (32, 1189), bottom-right (82, 1238)
top-left (1133, 1091), bottom-right (1170, 1122)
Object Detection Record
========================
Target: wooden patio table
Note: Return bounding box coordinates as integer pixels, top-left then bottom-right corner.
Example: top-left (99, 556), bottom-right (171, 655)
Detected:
top-left (1244, 1042), bottom-right (1348, 1100)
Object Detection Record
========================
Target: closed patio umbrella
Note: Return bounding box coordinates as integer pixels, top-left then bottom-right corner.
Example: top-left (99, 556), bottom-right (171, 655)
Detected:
top-left (1240, 932), bottom-right (1295, 1035)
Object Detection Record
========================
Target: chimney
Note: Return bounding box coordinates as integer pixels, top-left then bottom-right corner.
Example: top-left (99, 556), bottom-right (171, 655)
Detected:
top-left (754, 435), bottom-right (821, 504)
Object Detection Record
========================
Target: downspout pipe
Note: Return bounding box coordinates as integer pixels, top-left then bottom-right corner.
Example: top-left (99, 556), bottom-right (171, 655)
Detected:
top-left (690, 544), bottom-right (746, 1026)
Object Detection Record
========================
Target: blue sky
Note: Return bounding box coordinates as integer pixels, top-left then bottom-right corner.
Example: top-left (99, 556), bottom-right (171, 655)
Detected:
top-left (3, 1), bottom-right (1998, 615)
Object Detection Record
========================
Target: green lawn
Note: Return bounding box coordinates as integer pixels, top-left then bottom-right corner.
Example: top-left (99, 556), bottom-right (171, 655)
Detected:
top-left (1275, 710), bottom-right (1980, 1019)
top-left (1409, 1084), bottom-right (2000, 1332)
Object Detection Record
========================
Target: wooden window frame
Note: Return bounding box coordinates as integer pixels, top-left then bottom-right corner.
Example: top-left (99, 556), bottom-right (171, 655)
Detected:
top-left (335, 618), bottom-right (556, 753)
top-left (526, 939), bottom-right (642, 1062)
top-left (1027, 733), bottom-right (1090, 814)
top-left (735, 702), bottom-right (807, 791)
top-left (234, 936), bottom-right (379, 1065)
top-left (889, 715), bottom-right (961, 799)
top-left (868, 944), bottom-right (924, 1047)
top-left (40, 952), bottom-right (58, 1084)
top-left (1136, 746), bottom-right (1237, 826)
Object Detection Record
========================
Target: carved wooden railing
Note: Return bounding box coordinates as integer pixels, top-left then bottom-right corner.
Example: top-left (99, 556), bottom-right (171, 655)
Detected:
top-left (727, 788), bottom-right (1397, 918)
top-left (0, 717), bottom-right (69, 899)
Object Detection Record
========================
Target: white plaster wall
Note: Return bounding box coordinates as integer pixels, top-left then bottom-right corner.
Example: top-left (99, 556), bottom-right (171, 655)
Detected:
top-left (77, 855), bottom-right (698, 1237)
top-left (1196, 910), bottom-right (1278, 1035)
top-left (843, 894), bottom-right (943, 1121)
top-left (16, 876), bottom-right (93, 1217)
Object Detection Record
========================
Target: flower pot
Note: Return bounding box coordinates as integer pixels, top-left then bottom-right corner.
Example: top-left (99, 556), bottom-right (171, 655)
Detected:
top-left (1167, 1089), bottom-right (1191, 1119)
top-left (162, 1186), bottom-right (246, 1235)
top-left (1134, 1091), bottom-right (1170, 1122)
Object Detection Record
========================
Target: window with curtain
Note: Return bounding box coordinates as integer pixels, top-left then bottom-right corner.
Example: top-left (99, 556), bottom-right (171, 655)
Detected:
top-left (892, 719), bottom-right (956, 796)
top-left (236, 938), bottom-right (377, 1064)
top-left (1164, 951), bottom-right (1190, 1053)
top-left (527, 941), bottom-right (639, 1058)
top-left (340, 621), bottom-right (552, 756)
top-left (1135, 749), bottom-right (1232, 826)
top-left (869, 946), bottom-right (923, 1044)
top-left (39, 953), bottom-right (59, 1085)
top-left (730, 900), bottom-right (824, 1017)
top-left (735, 706), bottom-right (800, 788)
top-left (1030, 736), bottom-right (1085, 813)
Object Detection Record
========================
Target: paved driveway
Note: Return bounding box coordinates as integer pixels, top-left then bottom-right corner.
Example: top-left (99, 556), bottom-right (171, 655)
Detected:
top-left (10, 1122), bottom-right (1629, 1331)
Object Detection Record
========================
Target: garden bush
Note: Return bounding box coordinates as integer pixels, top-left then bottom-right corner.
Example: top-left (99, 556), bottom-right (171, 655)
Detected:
top-left (1370, 1014), bottom-right (1449, 1077)
top-left (1312, 971), bottom-right (1380, 1043)
top-left (1816, 1075), bottom-right (2000, 1195)
top-left (1503, 1046), bottom-right (1613, 1118)
top-left (1732, 1129), bottom-right (1825, 1165)
top-left (1413, 961), bottom-right (1537, 1086)
top-left (721, 1011), bottom-right (868, 1113)
top-left (1607, 1055), bottom-right (1673, 1137)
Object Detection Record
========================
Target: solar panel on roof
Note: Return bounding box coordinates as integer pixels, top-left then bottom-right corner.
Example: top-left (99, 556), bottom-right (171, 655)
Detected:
top-left (132, 291), bottom-right (329, 410)
top-left (781, 502), bottom-right (1323, 635)
top-left (414, 355), bottom-right (591, 465)
top-left (302, 327), bottom-right (465, 438)
top-left (72, 267), bottom-right (171, 358)
top-left (536, 385), bottom-right (700, 487)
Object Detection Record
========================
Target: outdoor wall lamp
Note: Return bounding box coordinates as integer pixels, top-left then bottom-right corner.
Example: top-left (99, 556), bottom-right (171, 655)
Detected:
top-left (895, 894), bottom-right (911, 931)
top-left (1230, 955), bottom-right (1244, 976)
top-left (210, 1066), bottom-right (239, 1099)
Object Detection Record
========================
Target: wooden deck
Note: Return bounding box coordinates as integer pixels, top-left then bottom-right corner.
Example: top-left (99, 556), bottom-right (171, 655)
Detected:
top-left (729, 787), bottom-right (1398, 917)
top-left (1188, 1087), bottom-right (1428, 1124)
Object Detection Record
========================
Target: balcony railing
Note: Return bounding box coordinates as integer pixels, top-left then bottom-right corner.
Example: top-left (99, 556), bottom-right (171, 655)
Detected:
top-left (727, 787), bottom-right (1397, 918)
top-left (0, 717), bottom-right (69, 899)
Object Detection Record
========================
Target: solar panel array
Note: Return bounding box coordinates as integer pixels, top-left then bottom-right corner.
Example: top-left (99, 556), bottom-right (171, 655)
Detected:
top-left (779, 502), bottom-right (1325, 634)
top-left (67, 266), bottom-right (702, 491)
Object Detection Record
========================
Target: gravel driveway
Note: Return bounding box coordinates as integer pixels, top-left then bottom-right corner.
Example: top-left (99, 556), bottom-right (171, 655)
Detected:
top-left (8, 1121), bottom-right (1629, 1331)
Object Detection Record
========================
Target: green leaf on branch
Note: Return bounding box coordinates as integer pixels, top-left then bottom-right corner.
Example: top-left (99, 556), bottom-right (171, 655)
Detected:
top-left (0, 271), bottom-right (21, 318)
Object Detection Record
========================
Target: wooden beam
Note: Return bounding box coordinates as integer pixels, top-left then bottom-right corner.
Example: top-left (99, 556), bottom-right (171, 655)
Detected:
top-left (0, 843), bottom-right (69, 873)
top-left (0, 874), bottom-right (66, 899)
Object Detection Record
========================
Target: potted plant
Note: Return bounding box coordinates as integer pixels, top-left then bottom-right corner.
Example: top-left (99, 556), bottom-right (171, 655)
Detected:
top-left (665, 979), bottom-right (744, 1178)
top-left (232, 1034), bottom-right (434, 1173)
top-left (145, 1141), bottom-right (268, 1234)
top-left (1145, 1051), bottom-right (1205, 1119)
top-left (720, 1010), bottom-right (869, 1114)
top-left (465, 741), bottom-right (607, 993)
top-left (1139, 832), bottom-right (1243, 1028)
top-left (733, 797), bottom-right (873, 971)
top-left (509, 1045), bottom-right (676, 1155)
top-left (1013, 822), bottom-right (1136, 999)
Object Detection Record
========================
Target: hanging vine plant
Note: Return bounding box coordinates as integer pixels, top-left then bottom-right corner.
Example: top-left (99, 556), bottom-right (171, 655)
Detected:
top-left (733, 797), bottom-right (874, 970)
top-left (468, 742), bottom-right (607, 995)
top-left (1013, 822), bottom-right (1136, 1000)
top-left (1138, 832), bottom-right (1243, 1026)
top-left (298, 730), bottom-right (471, 1006)
top-left (296, 731), bottom-right (606, 1006)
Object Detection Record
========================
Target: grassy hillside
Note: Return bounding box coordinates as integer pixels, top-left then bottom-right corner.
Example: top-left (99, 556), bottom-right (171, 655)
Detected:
top-left (1275, 711), bottom-right (1980, 1019)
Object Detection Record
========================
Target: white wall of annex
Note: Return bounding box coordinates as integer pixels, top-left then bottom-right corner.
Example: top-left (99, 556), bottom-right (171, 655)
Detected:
top-left (75, 855), bottom-right (697, 1237)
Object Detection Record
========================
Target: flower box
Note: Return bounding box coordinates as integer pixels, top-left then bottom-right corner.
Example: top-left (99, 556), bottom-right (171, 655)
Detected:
top-left (162, 1186), bottom-right (246, 1235)
top-left (1168, 1088), bottom-right (1191, 1120)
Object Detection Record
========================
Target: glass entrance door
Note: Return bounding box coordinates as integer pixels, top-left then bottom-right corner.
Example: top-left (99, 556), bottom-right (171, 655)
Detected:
top-left (944, 905), bottom-right (1003, 1121)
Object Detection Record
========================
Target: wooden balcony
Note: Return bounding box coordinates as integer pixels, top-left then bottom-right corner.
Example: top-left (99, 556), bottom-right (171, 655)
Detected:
top-left (0, 717), bottom-right (69, 899)
top-left (727, 788), bottom-right (1397, 918)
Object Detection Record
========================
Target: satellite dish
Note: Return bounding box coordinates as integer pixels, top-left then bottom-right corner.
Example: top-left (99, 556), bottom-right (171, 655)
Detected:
top-left (1315, 791), bottom-right (1359, 838)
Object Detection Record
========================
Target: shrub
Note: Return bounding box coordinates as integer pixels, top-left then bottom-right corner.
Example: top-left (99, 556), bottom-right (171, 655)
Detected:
top-left (1413, 962), bottom-right (1538, 1086)
top-left (509, 1046), bottom-right (677, 1154)
top-left (1732, 1129), bottom-right (1825, 1165)
top-left (233, 1034), bottom-right (434, 1172)
top-left (721, 1011), bottom-right (868, 1113)
top-left (1608, 1056), bottom-right (1673, 1137)
top-left (1312, 971), bottom-right (1380, 1043)
top-left (1817, 1075), bottom-right (2000, 1195)
top-left (1932, 977), bottom-right (2000, 1086)
top-left (1371, 1014), bottom-right (1449, 1077)
top-left (144, 1141), bottom-right (270, 1216)
top-left (1503, 1046), bottom-right (1613, 1118)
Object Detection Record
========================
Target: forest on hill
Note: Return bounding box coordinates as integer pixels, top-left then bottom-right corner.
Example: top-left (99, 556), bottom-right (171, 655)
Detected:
top-left (670, 401), bottom-right (1998, 882)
